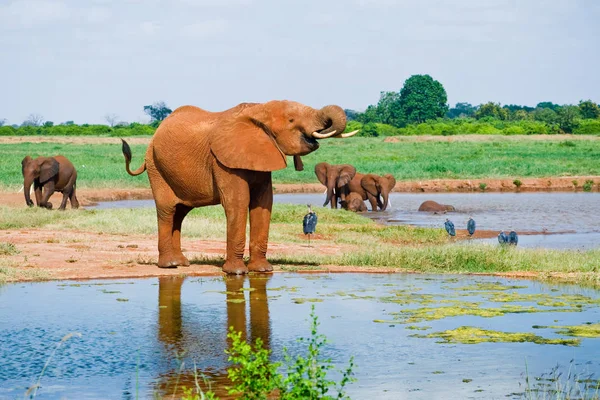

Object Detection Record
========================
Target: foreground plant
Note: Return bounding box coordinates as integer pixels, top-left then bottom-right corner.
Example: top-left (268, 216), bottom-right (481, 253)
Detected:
top-left (183, 306), bottom-right (356, 400)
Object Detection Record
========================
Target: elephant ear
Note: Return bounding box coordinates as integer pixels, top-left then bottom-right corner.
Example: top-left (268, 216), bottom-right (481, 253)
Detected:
top-left (337, 165), bottom-right (356, 187)
top-left (314, 162), bottom-right (330, 186)
top-left (384, 174), bottom-right (397, 191)
top-left (361, 174), bottom-right (380, 197)
top-left (21, 156), bottom-right (32, 176)
top-left (211, 117), bottom-right (287, 172)
top-left (39, 157), bottom-right (60, 183)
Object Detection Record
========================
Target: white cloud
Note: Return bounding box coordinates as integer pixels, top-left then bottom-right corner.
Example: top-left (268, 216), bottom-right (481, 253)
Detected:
top-left (140, 21), bottom-right (159, 35)
top-left (180, 19), bottom-right (228, 38)
top-left (0, 0), bottom-right (70, 28)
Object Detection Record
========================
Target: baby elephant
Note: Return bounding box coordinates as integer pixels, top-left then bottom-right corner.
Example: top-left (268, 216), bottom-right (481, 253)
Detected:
top-left (342, 192), bottom-right (367, 212)
top-left (21, 155), bottom-right (79, 210)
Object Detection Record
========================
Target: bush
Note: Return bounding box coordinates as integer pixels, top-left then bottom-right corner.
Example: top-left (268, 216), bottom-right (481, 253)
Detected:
top-left (573, 119), bottom-right (600, 135)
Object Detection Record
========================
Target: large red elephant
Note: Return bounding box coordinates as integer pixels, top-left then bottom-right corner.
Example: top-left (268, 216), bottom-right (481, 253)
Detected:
top-left (122, 101), bottom-right (357, 274)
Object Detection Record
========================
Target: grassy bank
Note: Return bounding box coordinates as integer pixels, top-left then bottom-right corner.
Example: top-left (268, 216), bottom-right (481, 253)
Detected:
top-left (1, 205), bottom-right (599, 286)
top-left (2, 136), bottom-right (600, 190)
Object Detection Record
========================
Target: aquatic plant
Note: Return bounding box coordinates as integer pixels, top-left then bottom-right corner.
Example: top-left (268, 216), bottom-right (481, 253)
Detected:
top-left (180, 306), bottom-right (356, 400)
top-left (520, 360), bottom-right (600, 400)
top-left (412, 326), bottom-right (579, 346)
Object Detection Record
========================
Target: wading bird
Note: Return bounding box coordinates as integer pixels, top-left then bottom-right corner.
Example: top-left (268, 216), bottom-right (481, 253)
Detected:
top-left (303, 204), bottom-right (318, 245)
top-left (498, 231), bottom-right (508, 245)
top-left (444, 219), bottom-right (456, 237)
top-left (467, 217), bottom-right (476, 237)
top-left (508, 230), bottom-right (518, 246)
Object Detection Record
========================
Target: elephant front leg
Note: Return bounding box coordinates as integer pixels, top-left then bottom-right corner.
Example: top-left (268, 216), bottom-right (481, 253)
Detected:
top-left (40, 182), bottom-right (55, 209)
top-left (220, 182), bottom-right (250, 275)
top-left (33, 182), bottom-right (43, 207)
top-left (248, 178), bottom-right (273, 273)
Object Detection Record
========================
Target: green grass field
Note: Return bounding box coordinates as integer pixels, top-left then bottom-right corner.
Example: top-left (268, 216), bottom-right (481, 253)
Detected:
top-left (2, 136), bottom-right (600, 190)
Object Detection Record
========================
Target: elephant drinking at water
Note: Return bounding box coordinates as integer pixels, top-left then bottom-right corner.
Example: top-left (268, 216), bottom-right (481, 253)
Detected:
top-left (122, 101), bottom-right (357, 274)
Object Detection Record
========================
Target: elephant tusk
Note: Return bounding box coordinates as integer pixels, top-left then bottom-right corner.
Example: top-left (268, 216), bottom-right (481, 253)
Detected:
top-left (311, 130), bottom-right (337, 139)
top-left (335, 130), bottom-right (359, 138)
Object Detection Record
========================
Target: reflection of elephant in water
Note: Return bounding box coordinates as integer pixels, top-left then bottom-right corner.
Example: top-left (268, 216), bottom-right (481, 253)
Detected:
top-left (314, 162), bottom-right (356, 209)
top-left (347, 173), bottom-right (396, 211)
top-left (343, 192), bottom-right (367, 212)
top-left (21, 155), bottom-right (79, 210)
top-left (418, 200), bottom-right (456, 212)
top-left (122, 101), bottom-right (357, 274)
top-left (155, 275), bottom-right (271, 398)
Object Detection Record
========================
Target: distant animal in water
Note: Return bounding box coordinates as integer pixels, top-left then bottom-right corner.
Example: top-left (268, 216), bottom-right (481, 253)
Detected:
top-left (444, 219), bottom-right (456, 237)
top-left (467, 217), bottom-right (476, 237)
top-left (302, 204), bottom-right (318, 245)
top-left (498, 231), bottom-right (508, 245)
top-left (418, 200), bottom-right (456, 213)
top-left (21, 155), bottom-right (79, 210)
top-left (508, 231), bottom-right (518, 246)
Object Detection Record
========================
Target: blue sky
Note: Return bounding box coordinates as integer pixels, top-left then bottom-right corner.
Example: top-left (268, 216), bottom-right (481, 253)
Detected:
top-left (1, 0), bottom-right (599, 124)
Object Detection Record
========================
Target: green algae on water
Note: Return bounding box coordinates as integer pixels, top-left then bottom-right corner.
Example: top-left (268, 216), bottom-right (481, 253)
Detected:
top-left (292, 298), bottom-right (323, 304)
top-left (551, 323), bottom-right (600, 338)
top-left (452, 282), bottom-right (528, 292)
top-left (412, 326), bottom-right (580, 346)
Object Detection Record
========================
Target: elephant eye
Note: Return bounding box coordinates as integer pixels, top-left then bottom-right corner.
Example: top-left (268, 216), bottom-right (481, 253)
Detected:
top-left (288, 118), bottom-right (294, 123)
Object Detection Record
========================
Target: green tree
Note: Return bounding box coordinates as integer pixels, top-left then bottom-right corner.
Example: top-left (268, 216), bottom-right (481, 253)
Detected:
top-left (143, 101), bottom-right (172, 122)
top-left (578, 100), bottom-right (600, 119)
top-left (536, 101), bottom-right (561, 111)
top-left (355, 104), bottom-right (379, 124)
top-left (532, 107), bottom-right (558, 124)
top-left (344, 109), bottom-right (360, 121)
top-left (376, 91), bottom-right (405, 126)
top-left (474, 102), bottom-right (509, 120)
top-left (398, 74), bottom-right (448, 123)
top-left (557, 105), bottom-right (581, 133)
top-left (511, 110), bottom-right (531, 121)
top-left (446, 102), bottom-right (477, 119)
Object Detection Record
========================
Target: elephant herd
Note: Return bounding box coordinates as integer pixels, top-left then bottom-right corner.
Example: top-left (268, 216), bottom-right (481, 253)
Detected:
top-left (315, 162), bottom-right (396, 212)
top-left (16, 100), bottom-right (464, 275)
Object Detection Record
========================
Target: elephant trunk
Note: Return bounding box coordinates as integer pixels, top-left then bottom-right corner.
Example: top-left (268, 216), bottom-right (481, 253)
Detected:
top-left (381, 187), bottom-right (390, 211)
top-left (23, 176), bottom-right (34, 207)
top-left (323, 182), bottom-right (334, 207)
top-left (316, 105), bottom-right (347, 138)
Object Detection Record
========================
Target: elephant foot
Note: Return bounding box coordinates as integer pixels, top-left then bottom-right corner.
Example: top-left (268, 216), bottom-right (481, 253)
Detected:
top-left (45, 202), bottom-right (53, 209)
top-left (157, 254), bottom-right (188, 269)
top-left (222, 259), bottom-right (248, 275)
top-left (248, 258), bottom-right (273, 273)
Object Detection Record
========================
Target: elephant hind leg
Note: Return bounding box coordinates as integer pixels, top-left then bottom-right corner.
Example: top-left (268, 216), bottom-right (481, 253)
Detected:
top-left (69, 183), bottom-right (79, 209)
top-left (171, 204), bottom-right (192, 266)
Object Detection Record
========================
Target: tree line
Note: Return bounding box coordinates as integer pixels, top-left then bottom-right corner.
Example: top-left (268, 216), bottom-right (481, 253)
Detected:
top-left (344, 74), bottom-right (600, 136)
top-left (2, 81), bottom-right (599, 136)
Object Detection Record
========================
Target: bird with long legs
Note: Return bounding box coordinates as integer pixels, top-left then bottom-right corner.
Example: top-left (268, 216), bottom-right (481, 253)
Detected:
top-left (302, 204), bottom-right (318, 246)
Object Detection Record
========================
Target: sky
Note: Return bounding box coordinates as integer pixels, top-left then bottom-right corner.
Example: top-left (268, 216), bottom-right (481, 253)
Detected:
top-left (1, 0), bottom-right (599, 125)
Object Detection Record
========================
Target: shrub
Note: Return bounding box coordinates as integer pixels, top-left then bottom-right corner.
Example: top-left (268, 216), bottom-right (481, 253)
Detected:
top-left (479, 182), bottom-right (488, 191)
top-left (573, 119), bottom-right (600, 135)
top-left (513, 179), bottom-right (522, 189)
top-left (583, 180), bottom-right (594, 192)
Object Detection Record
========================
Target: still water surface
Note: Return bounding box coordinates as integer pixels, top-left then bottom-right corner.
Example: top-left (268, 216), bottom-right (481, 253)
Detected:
top-left (1, 273), bottom-right (599, 399)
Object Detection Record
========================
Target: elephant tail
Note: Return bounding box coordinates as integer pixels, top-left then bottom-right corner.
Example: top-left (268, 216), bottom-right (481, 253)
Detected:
top-left (121, 139), bottom-right (146, 176)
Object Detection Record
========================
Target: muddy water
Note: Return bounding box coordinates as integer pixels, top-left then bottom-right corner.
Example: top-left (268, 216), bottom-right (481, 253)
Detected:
top-left (91, 192), bottom-right (600, 249)
top-left (1, 274), bottom-right (599, 399)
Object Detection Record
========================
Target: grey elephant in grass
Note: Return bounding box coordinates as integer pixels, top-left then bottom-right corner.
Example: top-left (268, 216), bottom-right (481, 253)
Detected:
top-left (21, 155), bottom-right (79, 210)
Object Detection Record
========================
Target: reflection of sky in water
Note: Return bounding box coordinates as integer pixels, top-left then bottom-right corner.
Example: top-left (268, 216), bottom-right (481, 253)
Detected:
top-left (1, 274), bottom-right (599, 399)
top-left (90, 192), bottom-right (600, 250)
